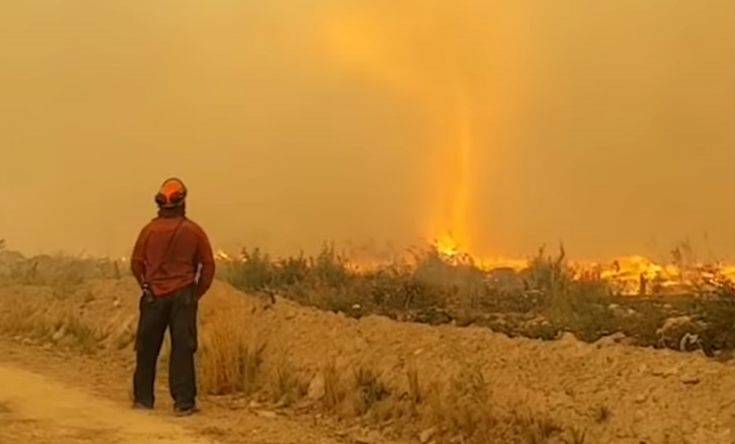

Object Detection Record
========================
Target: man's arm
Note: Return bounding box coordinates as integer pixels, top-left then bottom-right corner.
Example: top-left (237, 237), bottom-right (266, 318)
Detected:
top-left (130, 226), bottom-right (149, 287)
top-left (194, 227), bottom-right (215, 298)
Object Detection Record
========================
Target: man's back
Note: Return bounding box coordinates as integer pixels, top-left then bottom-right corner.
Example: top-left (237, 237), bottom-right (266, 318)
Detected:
top-left (131, 215), bottom-right (215, 298)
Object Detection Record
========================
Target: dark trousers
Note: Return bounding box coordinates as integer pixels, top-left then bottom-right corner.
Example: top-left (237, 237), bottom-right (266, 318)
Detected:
top-left (133, 286), bottom-right (198, 410)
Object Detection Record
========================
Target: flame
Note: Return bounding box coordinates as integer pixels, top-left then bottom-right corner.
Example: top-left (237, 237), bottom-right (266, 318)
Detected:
top-left (214, 249), bottom-right (232, 261)
top-left (588, 256), bottom-right (735, 296)
top-left (425, 240), bottom-right (734, 296)
top-left (436, 233), bottom-right (462, 258)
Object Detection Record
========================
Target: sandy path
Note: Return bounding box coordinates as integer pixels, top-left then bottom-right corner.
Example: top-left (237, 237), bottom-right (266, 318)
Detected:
top-left (0, 363), bottom-right (214, 444)
top-left (0, 339), bottom-right (349, 444)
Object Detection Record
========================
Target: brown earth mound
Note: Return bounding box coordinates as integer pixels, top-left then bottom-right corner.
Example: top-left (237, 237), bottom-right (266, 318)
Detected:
top-left (1, 278), bottom-right (733, 443)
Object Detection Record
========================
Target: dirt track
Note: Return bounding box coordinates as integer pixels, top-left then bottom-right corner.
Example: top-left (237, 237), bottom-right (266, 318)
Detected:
top-left (0, 340), bottom-right (345, 444)
top-left (0, 363), bottom-right (211, 444)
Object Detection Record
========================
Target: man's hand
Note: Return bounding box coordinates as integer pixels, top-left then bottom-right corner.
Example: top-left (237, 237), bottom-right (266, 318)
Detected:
top-left (141, 283), bottom-right (155, 304)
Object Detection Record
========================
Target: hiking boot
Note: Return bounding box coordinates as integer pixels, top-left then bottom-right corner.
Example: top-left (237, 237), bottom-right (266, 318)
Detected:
top-left (174, 405), bottom-right (200, 417)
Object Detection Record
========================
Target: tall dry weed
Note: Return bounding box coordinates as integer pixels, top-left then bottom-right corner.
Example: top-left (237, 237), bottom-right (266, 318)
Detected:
top-left (352, 366), bottom-right (390, 416)
top-left (322, 359), bottom-right (345, 412)
top-left (199, 310), bottom-right (265, 395)
top-left (426, 364), bottom-right (496, 443)
top-left (268, 356), bottom-right (307, 406)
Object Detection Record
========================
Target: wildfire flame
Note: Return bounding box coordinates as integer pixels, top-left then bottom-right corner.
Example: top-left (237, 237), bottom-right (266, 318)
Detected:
top-left (436, 233), bottom-right (462, 259)
top-left (428, 238), bottom-right (735, 296)
top-left (214, 249), bottom-right (232, 261)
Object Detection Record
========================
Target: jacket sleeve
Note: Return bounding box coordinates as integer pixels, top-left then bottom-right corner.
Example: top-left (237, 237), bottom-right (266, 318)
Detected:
top-left (194, 227), bottom-right (216, 298)
top-left (130, 226), bottom-right (149, 287)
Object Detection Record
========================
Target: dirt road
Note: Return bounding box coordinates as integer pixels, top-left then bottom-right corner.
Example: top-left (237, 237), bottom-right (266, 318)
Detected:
top-left (0, 363), bottom-right (214, 444)
top-left (0, 339), bottom-right (348, 444)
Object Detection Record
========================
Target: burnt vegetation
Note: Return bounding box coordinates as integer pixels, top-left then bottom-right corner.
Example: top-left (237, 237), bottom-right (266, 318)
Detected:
top-left (220, 243), bottom-right (735, 357)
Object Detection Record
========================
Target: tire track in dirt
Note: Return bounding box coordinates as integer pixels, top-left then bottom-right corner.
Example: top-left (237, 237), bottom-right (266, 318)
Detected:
top-left (0, 363), bottom-right (214, 444)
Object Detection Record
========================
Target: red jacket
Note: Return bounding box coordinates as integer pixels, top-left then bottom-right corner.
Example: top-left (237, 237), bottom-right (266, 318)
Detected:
top-left (131, 214), bottom-right (215, 298)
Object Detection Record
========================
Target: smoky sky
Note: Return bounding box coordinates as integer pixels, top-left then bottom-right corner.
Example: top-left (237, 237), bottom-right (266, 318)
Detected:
top-left (1, 1), bottom-right (733, 261)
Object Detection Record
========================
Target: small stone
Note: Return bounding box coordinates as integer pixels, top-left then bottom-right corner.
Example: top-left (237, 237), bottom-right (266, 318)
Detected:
top-left (354, 430), bottom-right (382, 443)
top-left (420, 427), bottom-right (437, 443)
top-left (307, 374), bottom-right (325, 400)
top-left (595, 332), bottom-right (627, 347)
top-left (51, 327), bottom-right (66, 342)
top-left (635, 393), bottom-right (647, 404)
top-left (248, 399), bottom-right (262, 409)
top-left (559, 332), bottom-right (579, 343)
top-left (255, 410), bottom-right (277, 419)
top-left (681, 375), bottom-right (700, 385)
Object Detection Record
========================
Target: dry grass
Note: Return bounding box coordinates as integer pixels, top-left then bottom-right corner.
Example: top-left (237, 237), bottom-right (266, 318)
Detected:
top-left (519, 413), bottom-right (563, 444)
top-left (424, 364), bottom-right (496, 443)
top-left (0, 297), bottom-right (102, 354)
top-left (198, 311), bottom-right (265, 396)
top-left (406, 363), bottom-right (422, 414)
top-left (565, 427), bottom-right (587, 444)
top-left (352, 366), bottom-right (390, 416)
top-left (322, 359), bottom-right (345, 412)
top-left (268, 356), bottom-right (307, 406)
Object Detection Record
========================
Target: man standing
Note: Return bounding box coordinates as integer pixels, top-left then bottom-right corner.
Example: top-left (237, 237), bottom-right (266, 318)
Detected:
top-left (131, 178), bottom-right (215, 416)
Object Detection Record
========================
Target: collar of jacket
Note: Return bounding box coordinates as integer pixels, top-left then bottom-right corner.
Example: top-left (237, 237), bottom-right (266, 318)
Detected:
top-left (157, 205), bottom-right (186, 219)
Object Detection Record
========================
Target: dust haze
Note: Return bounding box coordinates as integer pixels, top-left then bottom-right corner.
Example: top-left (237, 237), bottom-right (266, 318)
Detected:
top-left (1, 1), bottom-right (733, 261)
